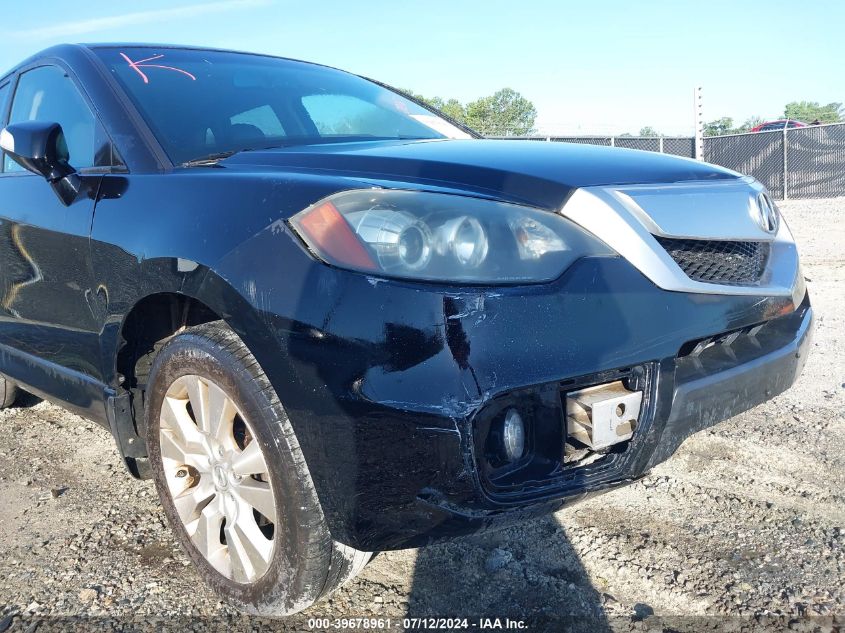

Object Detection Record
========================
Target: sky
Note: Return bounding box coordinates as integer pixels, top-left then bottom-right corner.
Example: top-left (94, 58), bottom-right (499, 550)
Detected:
top-left (1, 0), bottom-right (842, 136)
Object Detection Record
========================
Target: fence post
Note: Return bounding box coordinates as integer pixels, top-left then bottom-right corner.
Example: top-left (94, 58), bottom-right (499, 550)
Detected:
top-left (694, 86), bottom-right (704, 160)
top-left (610, 136), bottom-right (615, 147)
top-left (782, 128), bottom-right (789, 200)
top-left (659, 137), bottom-right (664, 153)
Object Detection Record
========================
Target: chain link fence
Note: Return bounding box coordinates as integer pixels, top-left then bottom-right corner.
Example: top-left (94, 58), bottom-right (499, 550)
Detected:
top-left (663, 137), bottom-right (696, 158)
top-left (703, 131), bottom-right (784, 198)
top-left (490, 124), bottom-right (845, 199)
top-left (489, 135), bottom-right (694, 155)
top-left (785, 123), bottom-right (845, 199)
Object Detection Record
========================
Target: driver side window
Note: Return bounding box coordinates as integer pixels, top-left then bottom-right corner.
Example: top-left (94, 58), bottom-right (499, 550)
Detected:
top-left (4, 65), bottom-right (105, 173)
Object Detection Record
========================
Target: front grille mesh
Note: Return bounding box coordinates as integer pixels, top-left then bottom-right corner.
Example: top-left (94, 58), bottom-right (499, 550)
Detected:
top-left (655, 237), bottom-right (769, 285)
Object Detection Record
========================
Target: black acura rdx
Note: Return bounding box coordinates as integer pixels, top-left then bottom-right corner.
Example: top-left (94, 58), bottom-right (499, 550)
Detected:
top-left (0, 44), bottom-right (811, 615)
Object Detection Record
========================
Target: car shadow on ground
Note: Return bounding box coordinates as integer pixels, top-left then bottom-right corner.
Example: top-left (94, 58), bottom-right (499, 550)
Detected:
top-left (404, 515), bottom-right (613, 632)
top-left (11, 391), bottom-right (42, 408)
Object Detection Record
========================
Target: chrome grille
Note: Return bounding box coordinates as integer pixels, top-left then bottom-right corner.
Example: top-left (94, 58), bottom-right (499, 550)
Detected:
top-left (654, 237), bottom-right (769, 285)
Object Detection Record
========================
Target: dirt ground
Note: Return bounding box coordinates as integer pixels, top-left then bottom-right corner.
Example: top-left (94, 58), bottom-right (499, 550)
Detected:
top-left (0, 198), bottom-right (842, 632)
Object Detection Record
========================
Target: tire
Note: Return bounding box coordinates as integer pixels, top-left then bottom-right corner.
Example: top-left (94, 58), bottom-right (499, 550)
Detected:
top-left (0, 375), bottom-right (18, 409)
top-left (145, 321), bottom-right (370, 616)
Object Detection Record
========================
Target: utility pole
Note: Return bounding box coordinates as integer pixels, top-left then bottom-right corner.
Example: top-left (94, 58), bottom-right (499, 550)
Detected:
top-left (693, 86), bottom-right (704, 160)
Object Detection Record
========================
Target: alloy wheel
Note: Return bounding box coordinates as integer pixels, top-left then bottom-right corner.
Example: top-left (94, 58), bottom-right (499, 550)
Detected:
top-left (158, 374), bottom-right (276, 583)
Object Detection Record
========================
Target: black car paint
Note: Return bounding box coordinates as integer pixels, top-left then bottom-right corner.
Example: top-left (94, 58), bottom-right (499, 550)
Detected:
top-left (0, 45), bottom-right (810, 551)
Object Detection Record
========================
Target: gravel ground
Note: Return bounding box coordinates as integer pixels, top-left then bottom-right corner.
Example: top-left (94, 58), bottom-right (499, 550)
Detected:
top-left (0, 198), bottom-right (843, 632)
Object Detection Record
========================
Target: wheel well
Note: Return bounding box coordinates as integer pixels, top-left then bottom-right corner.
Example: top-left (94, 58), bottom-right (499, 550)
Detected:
top-left (116, 293), bottom-right (220, 435)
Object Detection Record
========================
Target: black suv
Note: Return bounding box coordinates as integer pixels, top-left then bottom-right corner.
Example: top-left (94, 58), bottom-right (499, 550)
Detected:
top-left (0, 44), bottom-right (811, 615)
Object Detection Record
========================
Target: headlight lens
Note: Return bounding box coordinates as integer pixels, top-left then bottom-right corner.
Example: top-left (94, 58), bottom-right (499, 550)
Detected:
top-left (289, 189), bottom-right (609, 283)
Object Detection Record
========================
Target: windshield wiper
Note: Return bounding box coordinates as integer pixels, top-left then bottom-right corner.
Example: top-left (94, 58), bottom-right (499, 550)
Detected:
top-left (180, 136), bottom-right (426, 166)
top-left (181, 149), bottom-right (248, 167)
top-left (181, 143), bottom-right (301, 166)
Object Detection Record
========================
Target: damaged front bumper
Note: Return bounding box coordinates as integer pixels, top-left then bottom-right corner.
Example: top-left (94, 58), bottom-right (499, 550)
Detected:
top-left (409, 294), bottom-right (813, 544)
top-left (646, 294), bottom-right (812, 470)
top-left (264, 254), bottom-right (812, 552)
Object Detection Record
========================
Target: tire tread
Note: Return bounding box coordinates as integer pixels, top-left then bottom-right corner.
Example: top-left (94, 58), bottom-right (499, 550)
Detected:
top-left (0, 376), bottom-right (18, 409)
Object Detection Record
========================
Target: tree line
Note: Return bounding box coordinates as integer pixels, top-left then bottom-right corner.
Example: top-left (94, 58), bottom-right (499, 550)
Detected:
top-left (637, 101), bottom-right (843, 138)
top-left (703, 101), bottom-right (843, 136)
top-left (401, 90), bottom-right (841, 139)
top-left (402, 87), bottom-right (537, 136)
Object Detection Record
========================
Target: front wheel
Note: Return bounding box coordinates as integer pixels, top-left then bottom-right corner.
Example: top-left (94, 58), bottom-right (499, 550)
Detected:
top-left (145, 321), bottom-right (369, 616)
top-left (0, 375), bottom-right (18, 409)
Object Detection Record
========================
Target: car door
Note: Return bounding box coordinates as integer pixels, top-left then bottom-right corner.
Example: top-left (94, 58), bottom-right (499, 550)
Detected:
top-left (0, 64), bottom-right (113, 416)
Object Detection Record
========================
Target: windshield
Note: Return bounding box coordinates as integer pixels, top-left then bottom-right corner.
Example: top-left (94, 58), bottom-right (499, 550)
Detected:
top-left (93, 46), bottom-right (472, 164)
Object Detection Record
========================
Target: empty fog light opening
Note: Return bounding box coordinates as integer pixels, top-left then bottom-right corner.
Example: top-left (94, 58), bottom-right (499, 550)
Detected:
top-left (565, 380), bottom-right (642, 451)
top-left (475, 368), bottom-right (652, 495)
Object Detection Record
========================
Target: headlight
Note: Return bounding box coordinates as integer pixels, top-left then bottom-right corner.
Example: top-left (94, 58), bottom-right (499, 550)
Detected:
top-left (289, 189), bottom-right (609, 283)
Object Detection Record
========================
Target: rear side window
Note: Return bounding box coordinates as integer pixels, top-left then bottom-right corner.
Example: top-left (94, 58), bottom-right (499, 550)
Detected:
top-left (4, 65), bottom-right (115, 172)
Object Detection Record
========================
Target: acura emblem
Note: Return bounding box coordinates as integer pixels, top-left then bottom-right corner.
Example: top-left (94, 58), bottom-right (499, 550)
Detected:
top-left (756, 193), bottom-right (779, 234)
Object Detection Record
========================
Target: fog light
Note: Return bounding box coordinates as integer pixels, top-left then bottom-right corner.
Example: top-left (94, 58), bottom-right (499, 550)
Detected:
top-left (502, 408), bottom-right (525, 462)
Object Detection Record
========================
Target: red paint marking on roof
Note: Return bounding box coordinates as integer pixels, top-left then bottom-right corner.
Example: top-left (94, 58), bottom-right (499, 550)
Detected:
top-left (120, 52), bottom-right (197, 84)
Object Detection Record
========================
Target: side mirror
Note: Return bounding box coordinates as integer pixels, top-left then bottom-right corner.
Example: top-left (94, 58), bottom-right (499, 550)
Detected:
top-left (0, 121), bottom-right (84, 205)
top-left (0, 120), bottom-right (76, 181)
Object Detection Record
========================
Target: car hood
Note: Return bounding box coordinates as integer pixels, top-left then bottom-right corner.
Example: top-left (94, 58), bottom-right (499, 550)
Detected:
top-left (221, 139), bottom-right (740, 210)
